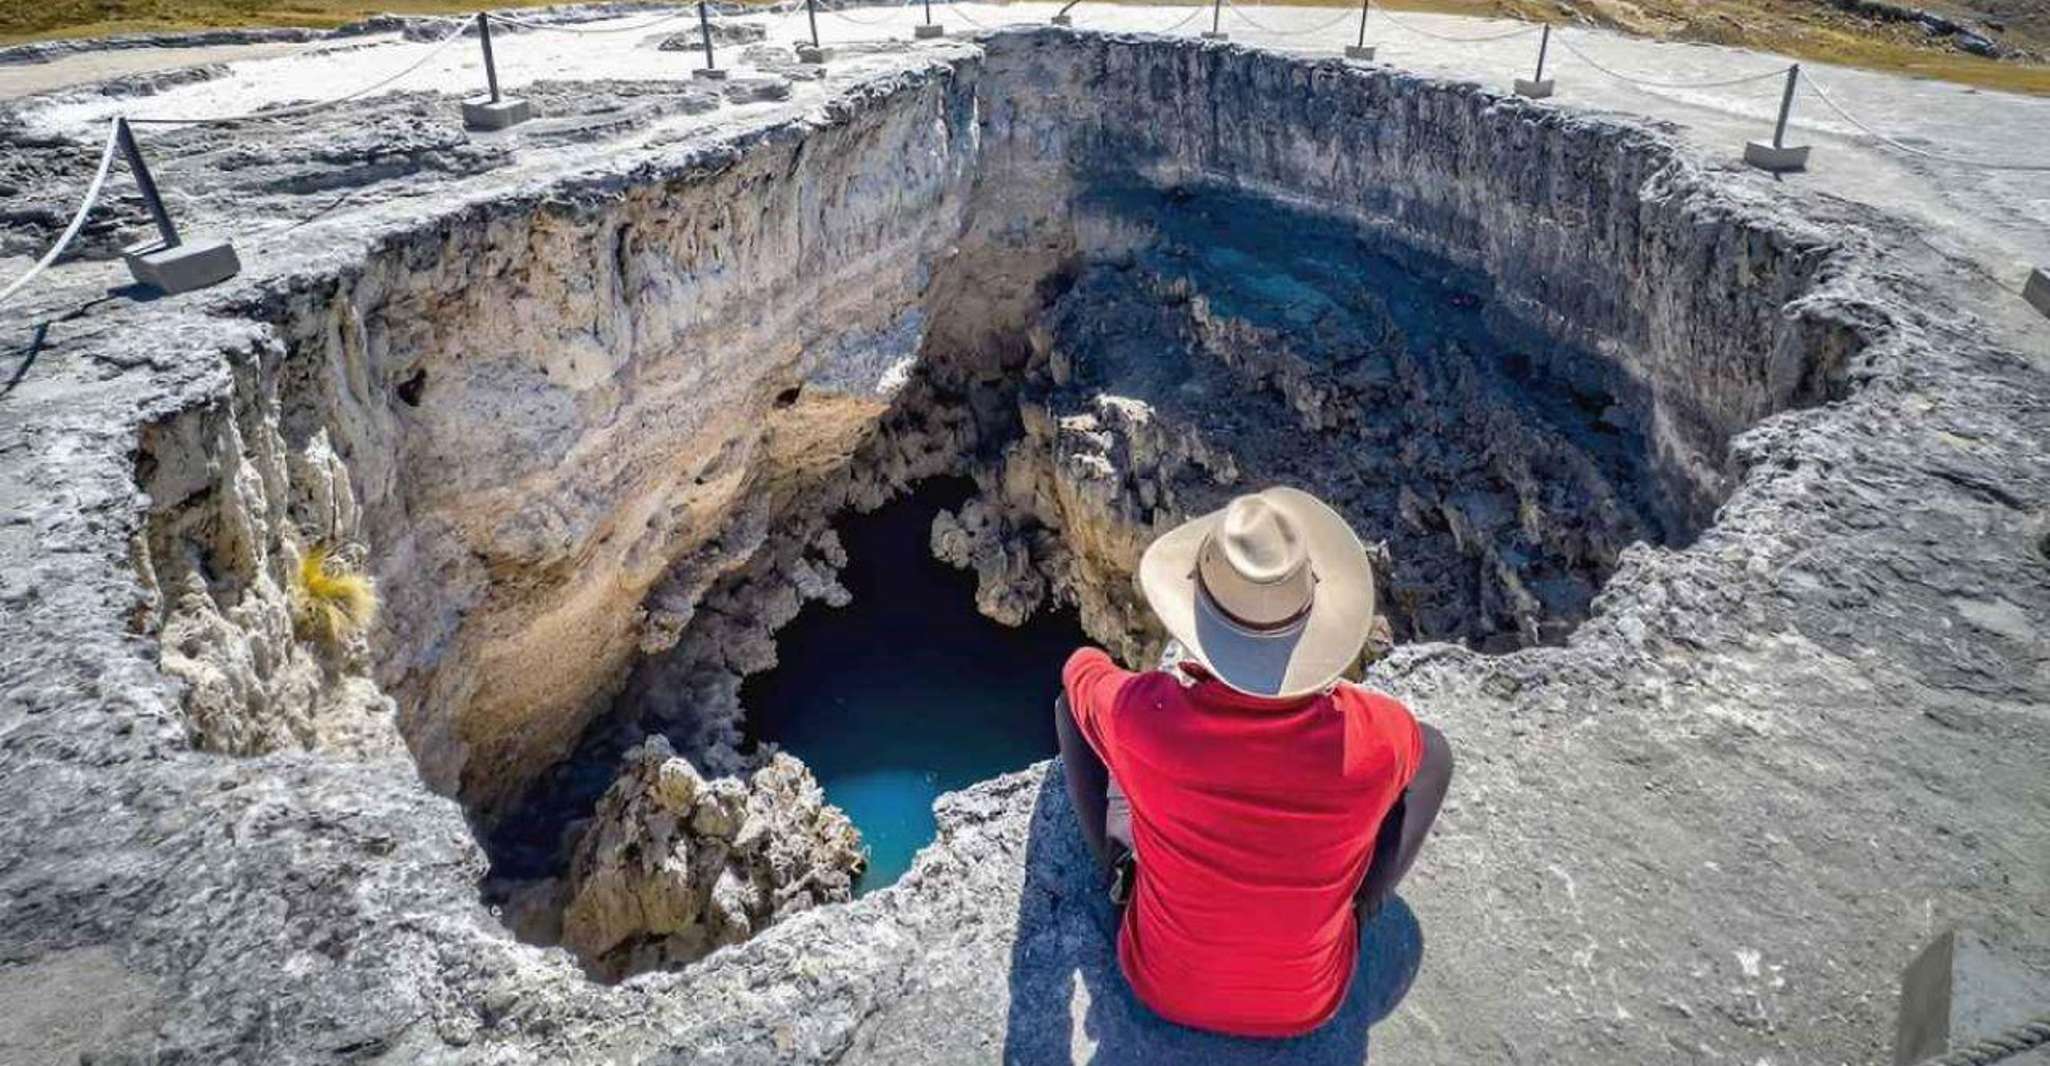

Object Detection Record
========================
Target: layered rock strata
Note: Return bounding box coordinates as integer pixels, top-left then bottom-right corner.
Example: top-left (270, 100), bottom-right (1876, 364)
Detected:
top-left (128, 65), bottom-right (983, 823)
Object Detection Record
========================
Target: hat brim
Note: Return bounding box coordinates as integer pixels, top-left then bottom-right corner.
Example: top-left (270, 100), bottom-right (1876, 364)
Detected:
top-left (1137, 487), bottom-right (1375, 699)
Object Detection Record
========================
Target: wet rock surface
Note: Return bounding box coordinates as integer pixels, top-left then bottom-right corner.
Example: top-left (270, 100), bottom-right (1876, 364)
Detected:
top-left (0, 28), bottom-right (2046, 1066)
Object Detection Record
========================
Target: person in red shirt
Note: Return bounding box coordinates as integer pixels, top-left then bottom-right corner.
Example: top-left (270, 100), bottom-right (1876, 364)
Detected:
top-left (1055, 486), bottom-right (1454, 1038)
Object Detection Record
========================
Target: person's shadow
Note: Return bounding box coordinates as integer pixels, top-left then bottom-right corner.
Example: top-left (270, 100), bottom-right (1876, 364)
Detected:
top-left (1000, 765), bottom-right (1423, 1065)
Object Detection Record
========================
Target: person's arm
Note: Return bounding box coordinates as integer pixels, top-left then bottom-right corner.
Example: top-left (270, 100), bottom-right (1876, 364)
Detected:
top-left (1356, 721), bottom-right (1453, 919)
top-left (1056, 647), bottom-right (1133, 873)
top-left (1055, 692), bottom-right (1119, 872)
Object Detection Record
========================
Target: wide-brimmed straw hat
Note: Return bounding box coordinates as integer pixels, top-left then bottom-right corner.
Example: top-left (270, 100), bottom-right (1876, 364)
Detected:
top-left (1138, 487), bottom-right (1374, 699)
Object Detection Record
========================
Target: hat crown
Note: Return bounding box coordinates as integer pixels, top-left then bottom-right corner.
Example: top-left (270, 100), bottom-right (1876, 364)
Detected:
top-left (1199, 495), bottom-right (1314, 629)
top-left (1217, 496), bottom-right (1307, 582)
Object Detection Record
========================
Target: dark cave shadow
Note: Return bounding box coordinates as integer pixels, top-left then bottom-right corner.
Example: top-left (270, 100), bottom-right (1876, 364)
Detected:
top-left (1001, 766), bottom-right (1423, 1066)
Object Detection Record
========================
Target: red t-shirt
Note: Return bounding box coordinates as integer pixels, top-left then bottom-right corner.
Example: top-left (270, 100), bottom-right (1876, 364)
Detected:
top-left (1062, 646), bottom-right (1424, 1038)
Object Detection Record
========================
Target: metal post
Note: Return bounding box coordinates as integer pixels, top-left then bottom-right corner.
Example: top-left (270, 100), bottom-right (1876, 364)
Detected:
top-left (1210, 0), bottom-right (1222, 35)
top-left (698, 0), bottom-right (716, 71)
top-left (1742, 62), bottom-right (1808, 170)
top-left (477, 12), bottom-right (501, 104)
top-left (1344, 0), bottom-right (1373, 58)
top-left (1773, 63), bottom-right (1799, 148)
top-left (1513, 22), bottom-right (1553, 97)
top-left (806, 0), bottom-right (820, 47)
top-left (923, 0), bottom-right (933, 25)
top-left (115, 118), bottom-right (179, 250)
top-left (462, 11), bottom-right (533, 127)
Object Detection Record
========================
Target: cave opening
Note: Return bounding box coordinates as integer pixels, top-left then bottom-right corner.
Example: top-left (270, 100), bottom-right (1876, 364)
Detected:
top-left (738, 476), bottom-right (1087, 893)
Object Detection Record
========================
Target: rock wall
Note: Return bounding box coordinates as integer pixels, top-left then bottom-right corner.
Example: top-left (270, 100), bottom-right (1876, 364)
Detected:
top-left (919, 34), bottom-right (1876, 659)
top-left (131, 68), bottom-right (986, 819)
top-left (964, 32), bottom-right (1868, 532)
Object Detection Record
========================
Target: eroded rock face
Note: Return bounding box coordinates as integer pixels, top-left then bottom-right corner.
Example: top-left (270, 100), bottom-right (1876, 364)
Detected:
top-left (134, 345), bottom-right (402, 759)
top-left (559, 736), bottom-right (863, 981)
top-left (127, 64), bottom-right (984, 823)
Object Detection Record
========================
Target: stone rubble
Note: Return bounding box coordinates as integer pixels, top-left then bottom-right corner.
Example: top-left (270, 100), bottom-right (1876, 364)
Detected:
top-left (558, 735), bottom-right (864, 981)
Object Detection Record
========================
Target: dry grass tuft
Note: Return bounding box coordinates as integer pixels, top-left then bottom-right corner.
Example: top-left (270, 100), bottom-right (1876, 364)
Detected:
top-left (292, 544), bottom-right (378, 644)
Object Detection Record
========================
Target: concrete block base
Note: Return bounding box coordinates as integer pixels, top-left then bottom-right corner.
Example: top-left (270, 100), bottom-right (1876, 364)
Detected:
top-left (462, 96), bottom-right (533, 131)
top-left (1345, 44), bottom-right (1376, 60)
top-left (123, 237), bottom-right (240, 295)
top-left (2024, 267), bottom-right (2050, 319)
top-left (1200, 30), bottom-right (1228, 39)
top-left (1051, 13), bottom-right (1072, 24)
top-left (692, 67), bottom-right (730, 80)
top-left (1513, 77), bottom-right (1554, 99)
top-left (1894, 929), bottom-right (2050, 1066)
top-left (796, 44), bottom-right (826, 63)
top-left (914, 23), bottom-right (945, 37)
top-left (1744, 140), bottom-right (1811, 172)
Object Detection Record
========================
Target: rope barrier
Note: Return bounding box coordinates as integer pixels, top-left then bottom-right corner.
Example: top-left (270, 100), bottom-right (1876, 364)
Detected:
top-left (0, 120), bottom-right (121, 312)
top-left (10, 3), bottom-right (2046, 315)
top-left (490, 8), bottom-right (689, 34)
top-left (128, 19), bottom-right (471, 126)
top-left (942, 0), bottom-right (1002, 31)
top-left (1222, 0), bottom-right (1359, 37)
top-left (822, 0), bottom-right (917, 26)
top-left (1373, 7), bottom-right (1537, 43)
top-left (1801, 73), bottom-right (2050, 172)
top-left (1144, 5), bottom-right (1210, 34)
top-left (774, 0), bottom-right (816, 36)
top-left (1912, 1014), bottom-right (2050, 1066)
top-left (1552, 35), bottom-right (1791, 90)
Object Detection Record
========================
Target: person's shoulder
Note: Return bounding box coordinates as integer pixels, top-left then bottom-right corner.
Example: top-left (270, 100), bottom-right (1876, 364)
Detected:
top-left (1331, 683), bottom-right (1422, 743)
top-left (1320, 684), bottom-right (1418, 783)
top-left (1330, 682), bottom-right (1411, 717)
top-left (1064, 646), bottom-right (1117, 673)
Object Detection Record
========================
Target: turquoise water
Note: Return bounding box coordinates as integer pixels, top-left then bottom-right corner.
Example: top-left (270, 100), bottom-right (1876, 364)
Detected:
top-left (742, 479), bottom-right (1086, 893)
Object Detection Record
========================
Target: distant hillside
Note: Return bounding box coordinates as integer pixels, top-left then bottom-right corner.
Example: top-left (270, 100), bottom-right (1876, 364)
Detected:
top-left (1494, 0), bottom-right (2049, 91)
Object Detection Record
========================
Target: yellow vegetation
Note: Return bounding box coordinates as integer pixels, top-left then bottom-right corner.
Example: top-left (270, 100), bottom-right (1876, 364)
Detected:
top-left (292, 545), bottom-right (378, 644)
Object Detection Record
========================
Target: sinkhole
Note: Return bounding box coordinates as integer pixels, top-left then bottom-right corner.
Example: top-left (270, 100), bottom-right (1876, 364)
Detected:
top-left (737, 478), bottom-right (1085, 893)
top-left (127, 31), bottom-right (1865, 984)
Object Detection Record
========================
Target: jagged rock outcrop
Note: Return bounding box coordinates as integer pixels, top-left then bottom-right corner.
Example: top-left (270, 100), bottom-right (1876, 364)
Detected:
top-left (930, 498), bottom-right (1050, 626)
top-left (134, 344), bottom-right (401, 759)
top-left (559, 736), bottom-right (863, 981)
top-left (931, 231), bottom-right (1670, 658)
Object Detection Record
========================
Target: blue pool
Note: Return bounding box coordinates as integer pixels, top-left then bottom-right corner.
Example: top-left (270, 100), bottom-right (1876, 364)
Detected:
top-left (742, 479), bottom-right (1087, 893)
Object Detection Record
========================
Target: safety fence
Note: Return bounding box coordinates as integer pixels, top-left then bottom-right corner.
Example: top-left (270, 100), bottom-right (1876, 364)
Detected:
top-left (4, 0), bottom-right (2049, 314)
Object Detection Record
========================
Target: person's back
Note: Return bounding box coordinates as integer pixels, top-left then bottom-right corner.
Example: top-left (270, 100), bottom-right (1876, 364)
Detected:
top-left (1064, 651), bottom-right (1423, 1035)
top-left (1056, 487), bottom-right (1453, 1039)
